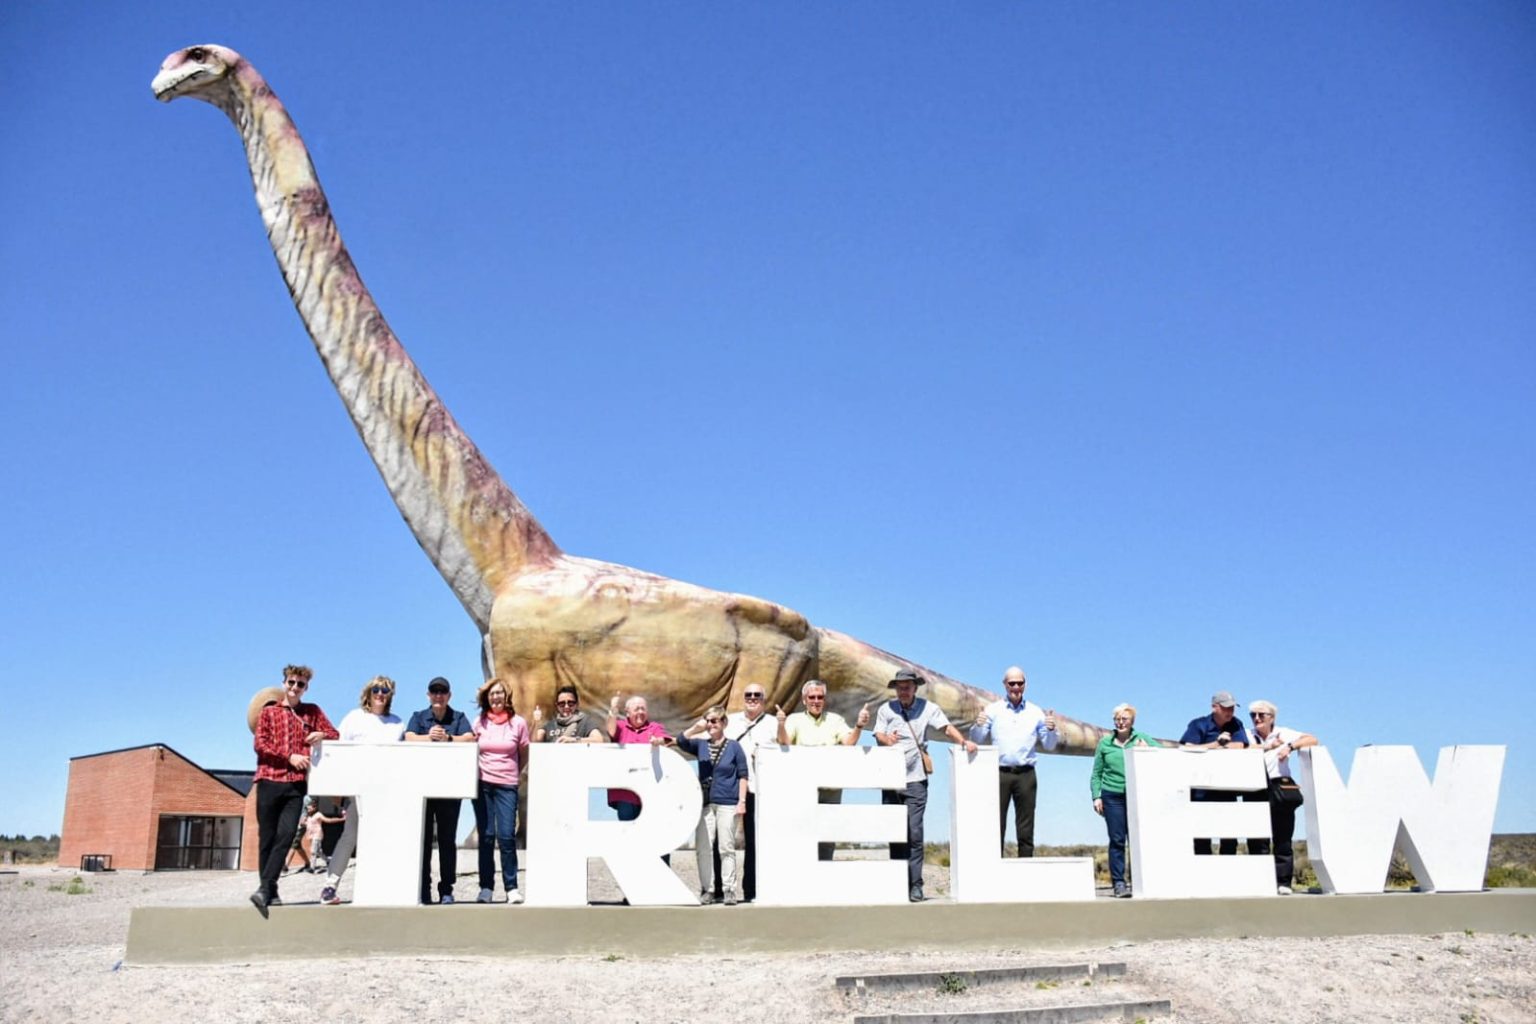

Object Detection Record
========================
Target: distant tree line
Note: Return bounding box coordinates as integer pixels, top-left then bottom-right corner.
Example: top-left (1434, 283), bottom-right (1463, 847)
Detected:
top-left (1, 834), bottom-right (61, 863)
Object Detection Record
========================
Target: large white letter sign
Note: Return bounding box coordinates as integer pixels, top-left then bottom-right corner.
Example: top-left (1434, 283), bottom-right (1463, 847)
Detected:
top-left (308, 741), bottom-right (477, 907)
top-left (1304, 745), bottom-right (1505, 894)
top-left (1125, 748), bottom-right (1274, 899)
top-left (524, 743), bottom-right (701, 907)
top-left (754, 745), bottom-right (908, 906)
top-left (948, 747), bottom-right (1095, 903)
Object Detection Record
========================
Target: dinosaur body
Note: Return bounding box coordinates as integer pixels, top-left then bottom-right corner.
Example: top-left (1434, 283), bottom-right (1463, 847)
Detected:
top-left (154, 45), bottom-right (1107, 754)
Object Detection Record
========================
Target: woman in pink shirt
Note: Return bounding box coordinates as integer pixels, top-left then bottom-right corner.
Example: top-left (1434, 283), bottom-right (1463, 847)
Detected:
top-left (470, 678), bottom-right (529, 904)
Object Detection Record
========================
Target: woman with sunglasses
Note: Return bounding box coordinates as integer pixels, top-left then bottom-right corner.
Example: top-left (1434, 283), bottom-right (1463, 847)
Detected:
top-left (471, 677), bottom-right (531, 904)
top-left (1089, 703), bottom-right (1162, 898)
top-left (318, 675), bottom-right (406, 905)
top-left (1245, 699), bottom-right (1317, 895)
top-left (677, 706), bottom-right (749, 904)
top-left (532, 685), bottom-right (609, 743)
top-left (250, 664), bottom-right (338, 914)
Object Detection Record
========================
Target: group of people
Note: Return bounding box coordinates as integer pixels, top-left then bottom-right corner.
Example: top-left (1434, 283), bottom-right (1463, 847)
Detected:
top-left (251, 669), bottom-right (539, 912)
top-left (1087, 690), bottom-right (1316, 898)
top-left (250, 662), bottom-right (1314, 912)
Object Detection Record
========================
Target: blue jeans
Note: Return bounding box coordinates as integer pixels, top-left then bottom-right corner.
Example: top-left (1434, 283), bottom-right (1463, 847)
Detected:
top-left (473, 781), bottom-right (519, 893)
top-left (1102, 790), bottom-right (1129, 886)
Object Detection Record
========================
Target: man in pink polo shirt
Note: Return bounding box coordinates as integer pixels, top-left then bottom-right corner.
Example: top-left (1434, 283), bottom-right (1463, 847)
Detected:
top-left (604, 694), bottom-right (674, 821)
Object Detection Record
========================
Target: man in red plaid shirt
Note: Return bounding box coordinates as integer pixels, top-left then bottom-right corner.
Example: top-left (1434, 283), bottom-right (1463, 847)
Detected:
top-left (251, 664), bottom-right (338, 915)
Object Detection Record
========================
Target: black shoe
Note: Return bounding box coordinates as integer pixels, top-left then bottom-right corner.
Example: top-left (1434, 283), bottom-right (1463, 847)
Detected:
top-left (249, 890), bottom-right (270, 918)
top-left (267, 895), bottom-right (283, 907)
top-left (908, 886), bottom-right (925, 903)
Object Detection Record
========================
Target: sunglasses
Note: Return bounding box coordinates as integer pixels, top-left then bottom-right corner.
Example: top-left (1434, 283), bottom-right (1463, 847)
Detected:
top-left (1250, 712), bottom-right (1272, 720)
top-left (284, 679), bottom-right (307, 689)
top-left (706, 717), bottom-right (723, 724)
top-left (370, 686), bottom-right (393, 695)
top-left (744, 693), bottom-right (765, 700)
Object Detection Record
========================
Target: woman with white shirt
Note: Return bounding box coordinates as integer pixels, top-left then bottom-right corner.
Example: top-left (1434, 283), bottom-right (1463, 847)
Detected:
top-left (318, 676), bottom-right (406, 905)
top-left (1245, 698), bottom-right (1317, 895)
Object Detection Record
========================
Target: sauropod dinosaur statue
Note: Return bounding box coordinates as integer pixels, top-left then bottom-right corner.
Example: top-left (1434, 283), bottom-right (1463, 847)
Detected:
top-left (153, 44), bottom-right (1108, 754)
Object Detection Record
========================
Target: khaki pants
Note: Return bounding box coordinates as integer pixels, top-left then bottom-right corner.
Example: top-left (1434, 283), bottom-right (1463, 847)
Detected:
top-left (695, 803), bottom-right (740, 898)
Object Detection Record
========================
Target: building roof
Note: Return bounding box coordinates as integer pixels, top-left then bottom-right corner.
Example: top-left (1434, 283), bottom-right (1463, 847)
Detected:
top-left (68, 743), bottom-right (252, 798)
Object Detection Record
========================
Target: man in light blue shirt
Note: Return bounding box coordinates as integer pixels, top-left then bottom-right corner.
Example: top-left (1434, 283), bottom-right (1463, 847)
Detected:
top-left (968, 665), bottom-right (1058, 856)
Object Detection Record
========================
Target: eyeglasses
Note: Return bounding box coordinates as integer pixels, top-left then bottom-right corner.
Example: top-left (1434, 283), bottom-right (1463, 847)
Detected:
top-left (1250, 712), bottom-right (1271, 720)
top-left (370, 686), bottom-right (393, 695)
top-left (744, 693), bottom-right (765, 700)
top-left (706, 717), bottom-right (723, 724)
top-left (555, 699), bottom-right (577, 707)
top-left (804, 694), bottom-right (825, 701)
top-left (284, 679), bottom-right (307, 689)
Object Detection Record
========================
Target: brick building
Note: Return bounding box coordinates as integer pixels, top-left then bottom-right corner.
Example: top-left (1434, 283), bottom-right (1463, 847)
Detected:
top-left (59, 744), bottom-right (262, 872)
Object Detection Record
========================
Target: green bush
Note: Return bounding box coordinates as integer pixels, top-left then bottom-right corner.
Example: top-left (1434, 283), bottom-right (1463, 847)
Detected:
top-left (1486, 865), bottom-right (1536, 888)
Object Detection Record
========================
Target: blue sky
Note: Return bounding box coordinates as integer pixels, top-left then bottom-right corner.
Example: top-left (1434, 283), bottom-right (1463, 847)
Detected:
top-left (2, 4), bottom-right (1531, 847)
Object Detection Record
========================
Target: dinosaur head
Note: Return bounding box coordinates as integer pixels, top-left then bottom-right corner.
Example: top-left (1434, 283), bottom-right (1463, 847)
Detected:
top-left (152, 45), bottom-right (243, 104)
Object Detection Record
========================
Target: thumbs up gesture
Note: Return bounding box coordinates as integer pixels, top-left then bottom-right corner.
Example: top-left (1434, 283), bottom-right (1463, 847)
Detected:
top-left (856, 703), bottom-right (871, 728)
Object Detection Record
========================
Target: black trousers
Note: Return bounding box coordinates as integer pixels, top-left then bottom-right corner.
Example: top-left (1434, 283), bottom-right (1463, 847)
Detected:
top-left (255, 779), bottom-right (307, 896)
top-left (884, 779), bottom-right (929, 890)
top-left (998, 766), bottom-right (1038, 856)
top-left (712, 791), bottom-right (758, 901)
top-left (321, 821), bottom-right (343, 858)
top-left (1192, 790), bottom-right (1239, 856)
top-left (420, 798), bottom-right (463, 900)
top-left (1246, 794), bottom-right (1298, 886)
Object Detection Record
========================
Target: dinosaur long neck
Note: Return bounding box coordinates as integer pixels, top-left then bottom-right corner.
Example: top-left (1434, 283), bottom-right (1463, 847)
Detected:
top-left (214, 63), bottom-right (559, 631)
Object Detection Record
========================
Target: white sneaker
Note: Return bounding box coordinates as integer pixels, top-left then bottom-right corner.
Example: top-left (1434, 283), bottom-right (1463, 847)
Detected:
top-left (1277, 885), bottom-right (1293, 895)
top-left (506, 889), bottom-right (524, 905)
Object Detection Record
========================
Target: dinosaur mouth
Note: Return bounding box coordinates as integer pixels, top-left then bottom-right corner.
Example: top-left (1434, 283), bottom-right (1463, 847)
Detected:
top-left (151, 66), bottom-right (211, 101)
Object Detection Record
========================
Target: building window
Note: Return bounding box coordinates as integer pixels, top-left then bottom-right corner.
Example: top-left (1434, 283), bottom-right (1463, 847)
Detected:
top-left (155, 815), bottom-right (242, 870)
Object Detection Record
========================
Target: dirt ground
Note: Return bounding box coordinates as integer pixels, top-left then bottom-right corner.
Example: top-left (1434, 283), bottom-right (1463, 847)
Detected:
top-left (1, 864), bottom-right (1532, 1024)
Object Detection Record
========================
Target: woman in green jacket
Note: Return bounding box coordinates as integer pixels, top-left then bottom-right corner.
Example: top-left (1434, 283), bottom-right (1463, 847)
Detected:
top-left (1089, 704), bottom-right (1160, 897)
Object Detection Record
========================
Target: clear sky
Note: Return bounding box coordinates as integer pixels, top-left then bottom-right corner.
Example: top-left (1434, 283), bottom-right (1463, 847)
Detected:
top-left (2, 4), bottom-right (1532, 847)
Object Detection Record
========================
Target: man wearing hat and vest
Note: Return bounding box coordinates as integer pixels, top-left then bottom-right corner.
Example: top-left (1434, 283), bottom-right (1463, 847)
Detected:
top-left (1180, 690), bottom-right (1249, 855)
top-left (873, 668), bottom-right (977, 902)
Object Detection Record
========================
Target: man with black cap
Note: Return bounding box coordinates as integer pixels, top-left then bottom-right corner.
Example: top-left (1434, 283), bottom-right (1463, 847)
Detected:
top-left (873, 668), bottom-right (977, 902)
top-left (405, 677), bottom-right (475, 903)
top-left (1180, 690), bottom-right (1249, 855)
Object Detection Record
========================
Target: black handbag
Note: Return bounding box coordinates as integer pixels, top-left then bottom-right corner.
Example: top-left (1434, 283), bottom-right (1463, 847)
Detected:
top-left (1268, 775), bottom-right (1304, 807)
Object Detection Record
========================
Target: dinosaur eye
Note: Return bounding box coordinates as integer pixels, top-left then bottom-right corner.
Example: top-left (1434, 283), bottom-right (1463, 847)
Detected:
top-left (186, 47), bottom-right (208, 63)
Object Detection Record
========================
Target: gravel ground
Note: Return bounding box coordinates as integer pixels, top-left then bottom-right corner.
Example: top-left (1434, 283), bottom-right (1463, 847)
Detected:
top-left (1, 865), bottom-right (1532, 1024)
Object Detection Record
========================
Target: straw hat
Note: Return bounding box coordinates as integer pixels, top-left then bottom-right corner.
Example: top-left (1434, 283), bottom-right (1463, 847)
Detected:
top-left (246, 685), bottom-right (286, 733)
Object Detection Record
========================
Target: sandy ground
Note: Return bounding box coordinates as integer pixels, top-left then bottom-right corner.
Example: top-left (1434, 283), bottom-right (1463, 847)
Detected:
top-left (1, 863), bottom-right (1533, 1024)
